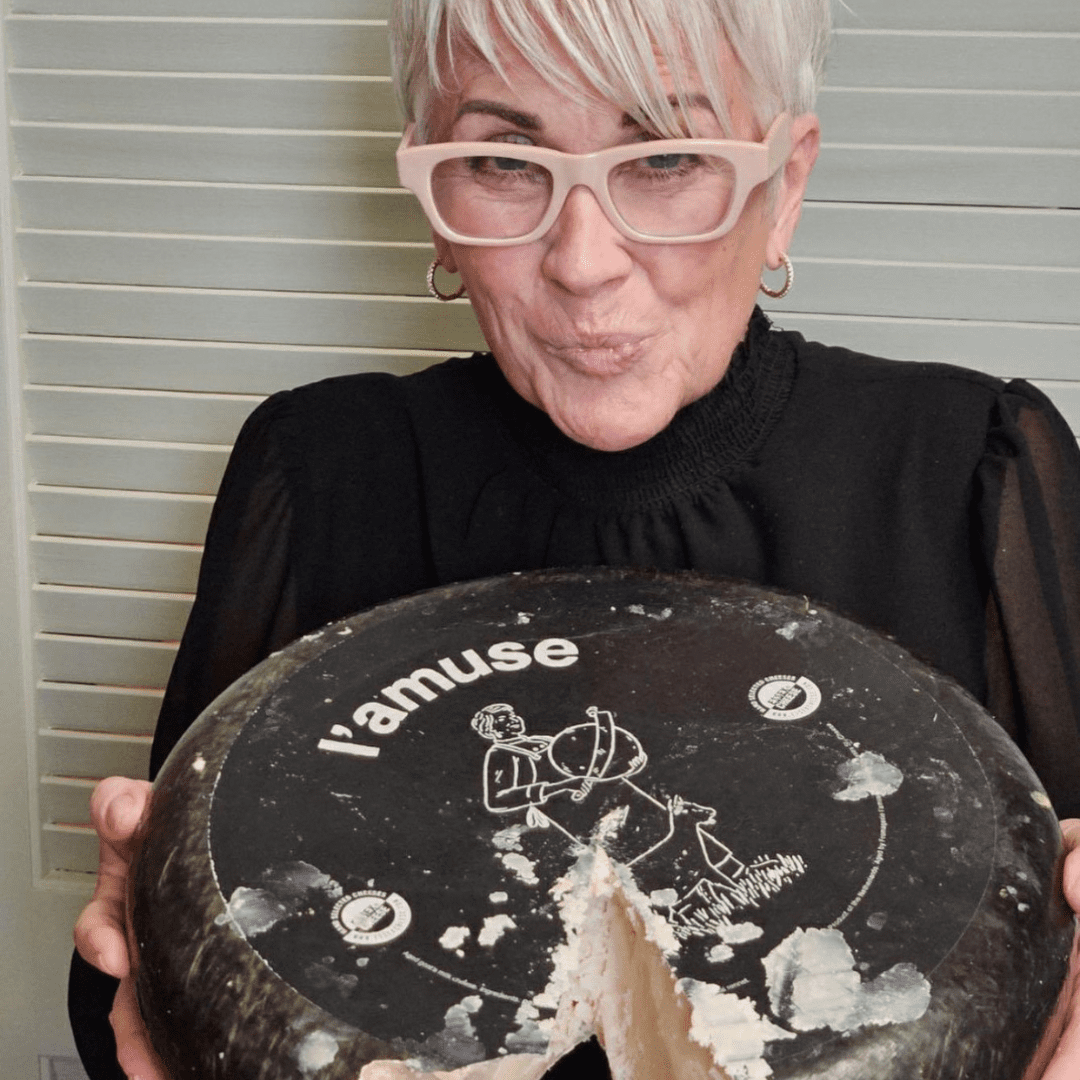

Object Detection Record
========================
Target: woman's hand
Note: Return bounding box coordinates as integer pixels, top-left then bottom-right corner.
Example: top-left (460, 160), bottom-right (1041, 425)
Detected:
top-left (1023, 819), bottom-right (1080, 1080)
top-left (73, 776), bottom-right (170, 1080)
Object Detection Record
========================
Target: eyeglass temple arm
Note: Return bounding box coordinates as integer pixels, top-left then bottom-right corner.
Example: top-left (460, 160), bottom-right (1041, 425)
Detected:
top-left (766, 113), bottom-right (794, 177)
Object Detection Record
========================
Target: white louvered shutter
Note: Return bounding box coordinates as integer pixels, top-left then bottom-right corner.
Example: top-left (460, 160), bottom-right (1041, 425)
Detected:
top-left (5, 0), bottom-right (1078, 891)
top-left (784, 0), bottom-right (1080, 420)
top-left (9, 0), bottom-right (480, 887)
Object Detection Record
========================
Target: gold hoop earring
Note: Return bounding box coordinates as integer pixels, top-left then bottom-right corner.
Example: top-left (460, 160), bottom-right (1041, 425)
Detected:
top-left (427, 257), bottom-right (467, 301)
top-left (759, 253), bottom-right (793, 300)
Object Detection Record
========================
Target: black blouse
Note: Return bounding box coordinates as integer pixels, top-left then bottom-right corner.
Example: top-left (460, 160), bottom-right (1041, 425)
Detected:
top-left (72, 310), bottom-right (1080, 1080)
top-left (151, 310), bottom-right (1080, 814)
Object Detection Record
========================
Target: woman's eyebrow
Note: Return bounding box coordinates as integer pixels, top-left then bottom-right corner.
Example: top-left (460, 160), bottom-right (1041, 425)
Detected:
top-left (620, 93), bottom-right (717, 128)
top-left (454, 100), bottom-right (541, 130)
top-left (454, 93), bottom-right (715, 132)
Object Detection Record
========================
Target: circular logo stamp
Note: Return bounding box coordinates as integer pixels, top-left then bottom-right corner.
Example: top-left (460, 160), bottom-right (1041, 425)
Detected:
top-left (331, 890), bottom-right (412, 947)
top-left (749, 675), bottom-right (822, 721)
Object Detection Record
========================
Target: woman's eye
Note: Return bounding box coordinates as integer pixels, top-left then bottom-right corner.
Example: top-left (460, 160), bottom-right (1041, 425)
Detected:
top-left (644, 153), bottom-right (698, 172)
top-left (613, 152), bottom-right (704, 186)
top-left (463, 135), bottom-right (538, 175)
top-left (466, 155), bottom-right (531, 173)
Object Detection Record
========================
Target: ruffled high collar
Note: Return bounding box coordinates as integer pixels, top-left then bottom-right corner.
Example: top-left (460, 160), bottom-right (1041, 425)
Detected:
top-left (481, 308), bottom-right (797, 511)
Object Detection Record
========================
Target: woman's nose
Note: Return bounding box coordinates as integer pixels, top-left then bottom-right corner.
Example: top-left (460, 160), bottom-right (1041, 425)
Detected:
top-left (540, 184), bottom-right (633, 295)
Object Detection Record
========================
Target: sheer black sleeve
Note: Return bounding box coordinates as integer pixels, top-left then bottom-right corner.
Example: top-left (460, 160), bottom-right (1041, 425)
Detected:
top-left (149, 393), bottom-right (304, 777)
top-left (979, 381), bottom-right (1080, 818)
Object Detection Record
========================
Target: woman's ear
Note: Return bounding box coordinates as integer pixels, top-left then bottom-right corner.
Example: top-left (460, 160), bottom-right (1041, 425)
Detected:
top-left (765, 112), bottom-right (820, 270)
top-left (431, 230), bottom-right (458, 274)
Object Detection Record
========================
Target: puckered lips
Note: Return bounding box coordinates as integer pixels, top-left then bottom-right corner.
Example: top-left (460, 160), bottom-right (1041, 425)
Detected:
top-left (535, 331), bottom-right (656, 377)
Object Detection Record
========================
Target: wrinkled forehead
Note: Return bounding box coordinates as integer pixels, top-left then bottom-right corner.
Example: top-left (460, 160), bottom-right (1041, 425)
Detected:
top-left (418, 1), bottom-right (741, 140)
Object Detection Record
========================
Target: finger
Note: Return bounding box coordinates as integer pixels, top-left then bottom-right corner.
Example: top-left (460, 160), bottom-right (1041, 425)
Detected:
top-left (74, 876), bottom-right (132, 976)
top-left (90, 777), bottom-right (152, 847)
top-left (90, 780), bottom-right (152, 910)
top-left (74, 904), bottom-right (130, 977)
top-left (111, 977), bottom-right (170, 1080)
top-left (1060, 820), bottom-right (1080, 912)
top-left (73, 778), bottom-right (152, 976)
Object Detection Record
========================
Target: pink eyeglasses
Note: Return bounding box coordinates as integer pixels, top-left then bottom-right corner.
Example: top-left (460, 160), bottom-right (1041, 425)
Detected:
top-left (396, 112), bottom-right (791, 246)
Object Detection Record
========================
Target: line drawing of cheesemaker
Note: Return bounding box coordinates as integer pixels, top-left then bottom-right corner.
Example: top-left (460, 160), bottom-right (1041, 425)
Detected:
top-left (471, 702), bottom-right (807, 938)
top-left (471, 702), bottom-right (646, 817)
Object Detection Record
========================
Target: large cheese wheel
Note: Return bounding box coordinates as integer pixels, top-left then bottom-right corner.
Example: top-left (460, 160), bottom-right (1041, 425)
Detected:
top-left (131, 569), bottom-right (1072, 1080)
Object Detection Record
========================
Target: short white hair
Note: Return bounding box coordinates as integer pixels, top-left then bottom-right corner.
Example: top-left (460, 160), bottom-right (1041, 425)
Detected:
top-left (390, 0), bottom-right (831, 142)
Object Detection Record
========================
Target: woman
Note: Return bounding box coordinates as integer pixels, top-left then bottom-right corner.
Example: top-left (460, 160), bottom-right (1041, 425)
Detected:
top-left (71, 0), bottom-right (1080, 1077)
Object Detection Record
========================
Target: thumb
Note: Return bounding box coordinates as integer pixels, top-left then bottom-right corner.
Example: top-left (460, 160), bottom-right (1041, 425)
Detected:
top-left (1060, 819), bottom-right (1080, 914)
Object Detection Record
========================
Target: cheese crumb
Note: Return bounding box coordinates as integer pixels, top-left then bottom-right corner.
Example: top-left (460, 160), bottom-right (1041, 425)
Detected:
top-left (478, 914), bottom-right (517, 947)
top-left (438, 926), bottom-right (470, 951)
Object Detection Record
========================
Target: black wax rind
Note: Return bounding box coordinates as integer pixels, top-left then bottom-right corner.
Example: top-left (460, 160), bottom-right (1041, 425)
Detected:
top-left (130, 569), bottom-right (1073, 1080)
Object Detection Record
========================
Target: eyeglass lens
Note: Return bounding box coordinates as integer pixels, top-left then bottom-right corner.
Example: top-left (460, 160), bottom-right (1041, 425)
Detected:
top-left (430, 150), bottom-right (737, 240)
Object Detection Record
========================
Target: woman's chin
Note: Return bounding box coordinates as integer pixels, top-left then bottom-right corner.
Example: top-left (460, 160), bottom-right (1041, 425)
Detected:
top-left (546, 399), bottom-right (680, 453)
top-left (496, 352), bottom-right (705, 452)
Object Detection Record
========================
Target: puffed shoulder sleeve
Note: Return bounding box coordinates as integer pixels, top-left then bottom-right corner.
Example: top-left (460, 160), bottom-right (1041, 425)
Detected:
top-left (149, 392), bottom-right (302, 777)
top-left (977, 380), bottom-right (1080, 817)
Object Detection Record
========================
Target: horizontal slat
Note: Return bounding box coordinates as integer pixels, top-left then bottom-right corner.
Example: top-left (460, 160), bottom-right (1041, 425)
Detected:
top-left (22, 233), bottom-right (1080, 326)
top-left (27, 435), bottom-right (230, 494)
top-left (19, 284), bottom-right (488, 351)
top-left (37, 869), bottom-right (95, 891)
top-left (41, 824), bottom-right (98, 876)
top-left (37, 681), bottom-right (163, 736)
top-left (17, 73), bottom-right (1076, 149)
top-left (31, 484), bottom-right (214, 544)
top-left (40, 776), bottom-right (96, 827)
top-left (17, 179), bottom-right (1080, 270)
top-left (19, 230), bottom-right (432, 296)
top-left (12, 126), bottom-right (401, 185)
top-left (33, 535), bottom-right (202, 592)
top-left (38, 727), bottom-right (151, 780)
top-left (808, 144), bottom-right (1079, 209)
top-left (21, 323), bottom-right (1080, 389)
top-left (11, 1), bottom-right (389, 14)
top-left (816, 88), bottom-right (1080, 151)
top-left (828, 31), bottom-right (1080, 92)
top-left (6, 17), bottom-right (392, 76)
top-left (793, 204), bottom-right (1080, 269)
top-left (764, 312), bottom-right (1080, 381)
top-left (25, 385), bottom-right (261, 442)
top-left (15, 124), bottom-right (1076, 208)
top-left (36, 631), bottom-right (177, 686)
top-left (8, 10), bottom-right (1074, 70)
top-left (14, 177), bottom-right (429, 240)
top-left (33, 584), bottom-right (192, 641)
top-left (833, 0), bottom-right (1079, 32)
top-left (19, 231), bottom-right (1080, 324)
top-left (24, 271), bottom-right (1080, 365)
top-left (23, 335), bottom-right (442, 392)
top-left (10, 72), bottom-right (400, 130)
top-left (18, 310), bottom-right (1080, 390)
top-left (784, 260), bottom-right (1079, 325)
